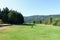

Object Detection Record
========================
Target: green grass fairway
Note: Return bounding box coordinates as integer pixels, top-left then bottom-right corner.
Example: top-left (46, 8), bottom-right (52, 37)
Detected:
top-left (0, 24), bottom-right (60, 40)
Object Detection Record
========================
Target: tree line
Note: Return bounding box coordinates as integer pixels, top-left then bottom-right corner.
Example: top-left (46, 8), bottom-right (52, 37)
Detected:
top-left (41, 17), bottom-right (60, 26)
top-left (0, 7), bottom-right (24, 24)
top-left (32, 16), bottom-right (60, 26)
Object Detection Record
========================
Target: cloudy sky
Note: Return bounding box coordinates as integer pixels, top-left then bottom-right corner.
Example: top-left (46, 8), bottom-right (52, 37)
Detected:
top-left (0, 0), bottom-right (60, 16)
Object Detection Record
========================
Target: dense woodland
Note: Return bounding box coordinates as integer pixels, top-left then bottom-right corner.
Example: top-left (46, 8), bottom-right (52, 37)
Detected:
top-left (0, 7), bottom-right (24, 24)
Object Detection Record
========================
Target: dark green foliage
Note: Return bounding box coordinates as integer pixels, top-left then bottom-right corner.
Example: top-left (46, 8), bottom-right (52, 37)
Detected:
top-left (33, 21), bottom-right (35, 24)
top-left (0, 7), bottom-right (24, 24)
top-left (0, 9), bottom-right (2, 19)
top-left (1, 7), bottom-right (9, 23)
top-left (50, 17), bottom-right (52, 24)
top-left (53, 20), bottom-right (57, 26)
top-left (0, 19), bottom-right (3, 24)
top-left (39, 20), bottom-right (42, 24)
top-left (8, 10), bottom-right (24, 24)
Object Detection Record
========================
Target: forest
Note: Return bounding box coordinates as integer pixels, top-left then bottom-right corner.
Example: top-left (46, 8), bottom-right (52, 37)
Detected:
top-left (0, 7), bottom-right (24, 24)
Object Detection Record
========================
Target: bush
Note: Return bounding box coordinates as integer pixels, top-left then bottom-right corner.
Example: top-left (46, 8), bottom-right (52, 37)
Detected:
top-left (53, 20), bottom-right (60, 26)
top-left (33, 21), bottom-right (35, 24)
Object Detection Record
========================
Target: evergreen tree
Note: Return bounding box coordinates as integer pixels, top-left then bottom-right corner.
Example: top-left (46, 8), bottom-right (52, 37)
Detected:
top-left (1, 7), bottom-right (9, 23)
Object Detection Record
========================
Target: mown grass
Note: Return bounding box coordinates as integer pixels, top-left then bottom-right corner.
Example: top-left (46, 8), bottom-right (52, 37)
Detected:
top-left (0, 24), bottom-right (60, 40)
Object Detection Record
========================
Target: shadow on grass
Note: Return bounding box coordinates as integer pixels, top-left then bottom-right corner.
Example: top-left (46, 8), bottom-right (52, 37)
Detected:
top-left (19, 24), bottom-right (34, 26)
top-left (14, 24), bottom-right (35, 27)
top-left (0, 24), bottom-right (35, 27)
top-left (15, 24), bottom-right (35, 28)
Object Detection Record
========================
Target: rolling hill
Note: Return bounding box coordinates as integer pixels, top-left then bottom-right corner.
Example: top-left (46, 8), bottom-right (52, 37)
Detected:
top-left (24, 15), bottom-right (60, 22)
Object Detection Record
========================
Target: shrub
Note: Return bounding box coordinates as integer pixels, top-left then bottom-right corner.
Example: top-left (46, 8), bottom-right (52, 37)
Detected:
top-left (53, 20), bottom-right (60, 26)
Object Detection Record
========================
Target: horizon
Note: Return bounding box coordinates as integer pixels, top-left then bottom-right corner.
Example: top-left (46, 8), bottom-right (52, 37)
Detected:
top-left (24, 14), bottom-right (60, 16)
top-left (0, 0), bottom-right (60, 16)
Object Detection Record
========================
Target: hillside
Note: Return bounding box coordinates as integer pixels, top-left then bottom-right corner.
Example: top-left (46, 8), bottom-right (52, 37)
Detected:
top-left (24, 15), bottom-right (60, 22)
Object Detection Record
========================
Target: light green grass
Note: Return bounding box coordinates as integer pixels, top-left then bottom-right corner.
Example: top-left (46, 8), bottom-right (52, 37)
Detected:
top-left (0, 24), bottom-right (60, 40)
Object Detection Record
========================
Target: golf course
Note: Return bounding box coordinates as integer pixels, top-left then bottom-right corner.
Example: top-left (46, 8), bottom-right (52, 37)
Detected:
top-left (0, 24), bottom-right (60, 40)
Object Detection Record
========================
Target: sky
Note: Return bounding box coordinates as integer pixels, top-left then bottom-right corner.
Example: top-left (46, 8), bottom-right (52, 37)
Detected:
top-left (0, 0), bottom-right (60, 16)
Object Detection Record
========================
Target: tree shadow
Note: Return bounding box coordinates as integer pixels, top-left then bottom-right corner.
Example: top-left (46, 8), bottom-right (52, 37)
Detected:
top-left (20, 24), bottom-right (35, 28)
top-left (22, 24), bottom-right (34, 26)
top-left (14, 24), bottom-right (35, 26)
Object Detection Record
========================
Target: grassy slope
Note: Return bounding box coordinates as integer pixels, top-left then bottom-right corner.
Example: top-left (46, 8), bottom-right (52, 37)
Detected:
top-left (0, 24), bottom-right (60, 40)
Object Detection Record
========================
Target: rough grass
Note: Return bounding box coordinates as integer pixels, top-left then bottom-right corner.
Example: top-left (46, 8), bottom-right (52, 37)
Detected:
top-left (0, 24), bottom-right (60, 40)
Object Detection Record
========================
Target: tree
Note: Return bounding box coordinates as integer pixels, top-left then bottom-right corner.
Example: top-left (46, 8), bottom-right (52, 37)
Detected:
top-left (0, 9), bottom-right (1, 19)
top-left (1, 7), bottom-right (9, 23)
top-left (33, 21), bottom-right (35, 24)
top-left (40, 20), bottom-right (42, 24)
top-left (0, 7), bottom-right (24, 24)
top-left (8, 10), bottom-right (24, 24)
top-left (50, 17), bottom-right (52, 24)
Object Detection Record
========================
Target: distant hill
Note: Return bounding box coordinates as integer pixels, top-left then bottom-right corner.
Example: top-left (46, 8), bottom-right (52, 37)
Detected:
top-left (24, 15), bottom-right (60, 22)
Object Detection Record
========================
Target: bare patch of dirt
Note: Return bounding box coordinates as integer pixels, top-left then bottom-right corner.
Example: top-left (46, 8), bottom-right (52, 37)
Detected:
top-left (0, 24), bottom-right (12, 27)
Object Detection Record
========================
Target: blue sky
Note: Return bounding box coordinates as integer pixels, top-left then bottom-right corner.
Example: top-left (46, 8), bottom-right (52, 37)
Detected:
top-left (0, 0), bottom-right (60, 16)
